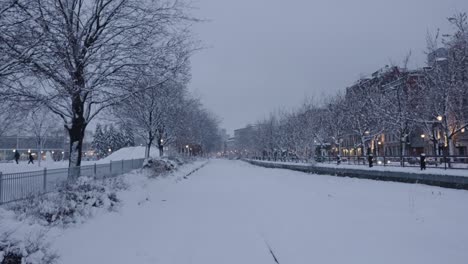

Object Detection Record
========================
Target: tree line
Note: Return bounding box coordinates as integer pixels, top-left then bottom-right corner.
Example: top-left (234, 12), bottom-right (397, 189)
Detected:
top-left (240, 13), bottom-right (468, 160)
top-left (0, 0), bottom-right (223, 169)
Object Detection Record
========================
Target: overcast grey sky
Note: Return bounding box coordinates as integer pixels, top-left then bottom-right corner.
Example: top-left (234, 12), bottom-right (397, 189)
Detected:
top-left (188, 0), bottom-right (467, 135)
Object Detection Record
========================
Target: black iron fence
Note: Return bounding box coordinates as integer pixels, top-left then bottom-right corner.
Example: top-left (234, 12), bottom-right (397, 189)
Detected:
top-left (250, 155), bottom-right (468, 170)
top-left (316, 155), bottom-right (468, 170)
top-left (0, 158), bottom-right (145, 204)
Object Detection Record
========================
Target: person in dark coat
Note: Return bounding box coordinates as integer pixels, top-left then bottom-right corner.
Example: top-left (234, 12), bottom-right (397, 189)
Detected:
top-left (368, 153), bottom-right (373, 168)
top-left (28, 152), bottom-right (34, 164)
top-left (420, 153), bottom-right (426, 170)
top-left (14, 151), bottom-right (20, 164)
top-left (337, 154), bottom-right (342, 165)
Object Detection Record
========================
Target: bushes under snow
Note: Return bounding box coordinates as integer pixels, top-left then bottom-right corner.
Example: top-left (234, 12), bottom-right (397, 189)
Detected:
top-left (143, 158), bottom-right (177, 177)
top-left (0, 175), bottom-right (130, 263)
top-left (8, 176), bottom-right (127, 226)
top-left (0, 230), bottom-right (58, 264)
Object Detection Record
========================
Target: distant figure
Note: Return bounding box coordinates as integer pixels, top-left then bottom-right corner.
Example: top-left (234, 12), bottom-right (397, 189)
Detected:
top-left (368, 153), bottom-right (373, 168)
top-left (337, 154), bottom-right (342, 165)
top-left (28, 153), bottom-right (34, 164)
top-left (420, 153), bottom-right (426, 170)
top-left (14, 151), bottom-right (20, 164)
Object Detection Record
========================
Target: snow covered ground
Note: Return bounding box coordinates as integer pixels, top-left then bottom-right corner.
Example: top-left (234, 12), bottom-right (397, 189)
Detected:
top-left (0, 146), bottom-right (158, 174)
top-left (48, 159), bottom-right (468, 264)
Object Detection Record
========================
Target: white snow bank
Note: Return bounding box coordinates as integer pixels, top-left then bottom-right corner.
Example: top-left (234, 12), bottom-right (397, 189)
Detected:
top-left (99, 146), bottom-right (159, 163)
top-left (1, 159), bottom-right (205, 264)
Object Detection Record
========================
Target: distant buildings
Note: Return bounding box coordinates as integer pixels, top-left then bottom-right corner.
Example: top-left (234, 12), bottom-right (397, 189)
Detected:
top-left (0, 129), bottom-right (93, 161)
top-left (339, 51), bottom-right (468, 157)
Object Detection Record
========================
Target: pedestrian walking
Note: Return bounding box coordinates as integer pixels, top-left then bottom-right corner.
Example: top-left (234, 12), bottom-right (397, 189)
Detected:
top-left (14, 150), bottom-right (20, 164)
top-left (28, 152), bottom-right (34, 164)
top-left (420, 153), bottom-right (426, 170)
top-left (368, 153), bottom-right (373, 168)
top-left (337, 154), bottom-right (342, 165)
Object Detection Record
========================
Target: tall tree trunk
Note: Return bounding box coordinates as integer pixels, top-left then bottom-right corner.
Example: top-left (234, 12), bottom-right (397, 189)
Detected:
top-left (158, 146), bottom-right (164, 157)
top-left (145, 132), bottom-right (154, 159)
top-left (68, 71), bottom-right (87, 177)
top-left (67, 116), bottom-right (86, 180)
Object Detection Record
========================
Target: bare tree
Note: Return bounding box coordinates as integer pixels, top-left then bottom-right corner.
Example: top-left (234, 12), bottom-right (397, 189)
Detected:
top-left (421, 13), bottom-right (468, 159)
top-left (27, 106), bottom-right (58, 166)
top-left (114, 74), bottom-right (188, 158)
top-left (322, 93), bottom-right (348, 156)
top-left (0, 0), bottom-right (194, 171)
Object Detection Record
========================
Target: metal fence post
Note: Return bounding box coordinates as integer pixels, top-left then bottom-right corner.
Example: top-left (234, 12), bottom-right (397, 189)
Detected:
top-left (43, 168), bottom-right (47, 192)
top-left (0, 172), bottom-right (3, 204)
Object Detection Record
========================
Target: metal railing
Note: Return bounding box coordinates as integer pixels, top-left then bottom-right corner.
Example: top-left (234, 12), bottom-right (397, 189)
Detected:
top-left (0, 158), bottom-right (145, 205)
top-left (316, 155), bottom-right (468, 170)
top-left (250, 155), bottom-right (468, 170)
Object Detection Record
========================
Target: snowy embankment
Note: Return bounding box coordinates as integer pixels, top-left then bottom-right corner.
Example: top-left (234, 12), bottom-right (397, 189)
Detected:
top-left (249, 159), bottom-right (468, 177)
top-left (46, 160), bottom-right (468, 264)
top-left (0, 146), bottom-right (158, 174)
top-left (0, 157), bottom-right (204, 264)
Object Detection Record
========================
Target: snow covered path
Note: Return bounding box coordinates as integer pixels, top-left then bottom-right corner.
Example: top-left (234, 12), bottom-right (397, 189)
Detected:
top-left (52, 160), bottom-right (468, 264)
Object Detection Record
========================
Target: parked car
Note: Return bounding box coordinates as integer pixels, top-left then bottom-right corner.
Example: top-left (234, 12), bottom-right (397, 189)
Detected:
top-left (376, 157), bottom-right (391, 165)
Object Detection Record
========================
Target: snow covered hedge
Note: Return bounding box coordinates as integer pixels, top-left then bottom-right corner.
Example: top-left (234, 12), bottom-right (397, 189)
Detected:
top-left (0, 229), bottom-right (58, 264)
top-left (8, 176), bottom-right (127, 226)
top-left (0, 207), bottom-right (58, 264)
top-left (142, 157), bottom-right (185, 177)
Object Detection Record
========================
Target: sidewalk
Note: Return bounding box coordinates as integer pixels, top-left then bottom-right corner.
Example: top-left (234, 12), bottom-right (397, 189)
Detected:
top-left (249, 159), bottom-right (468, 177)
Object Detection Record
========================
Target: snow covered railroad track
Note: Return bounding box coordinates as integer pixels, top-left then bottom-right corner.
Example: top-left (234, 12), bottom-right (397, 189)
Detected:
top-left (51, 159), bottom-right (468, 264)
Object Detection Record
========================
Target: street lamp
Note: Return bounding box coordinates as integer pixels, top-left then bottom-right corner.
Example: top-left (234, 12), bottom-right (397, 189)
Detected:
top-left (420, 134), bottom-right (425, 138)
top-left (437, 115), bottom-right (443, 121)
top-left (462, 128), bottom-right (466, 133)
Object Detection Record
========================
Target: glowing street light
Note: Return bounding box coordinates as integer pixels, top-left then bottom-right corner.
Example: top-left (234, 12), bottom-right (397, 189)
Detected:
top-left (12, 149), bottom-right (16, 152)
top-left (108, 148), bottom-right (112, 152)
top-left (462, 128), bottom-right (466, 133)
top-left (420, 134), bottom-right (425, 138)
top-left (437, 115), bottom-right (443, 121)
top-left (185, 145), bottom-right (189, 149)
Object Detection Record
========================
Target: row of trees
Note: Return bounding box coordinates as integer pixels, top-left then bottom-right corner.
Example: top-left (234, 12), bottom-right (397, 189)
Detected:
top-left (0, 0), bottom-right (222, 168)
top-left (241, 13), bottom-right (468, 160)
top-left (111, 75), bottom-right (223, 158)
